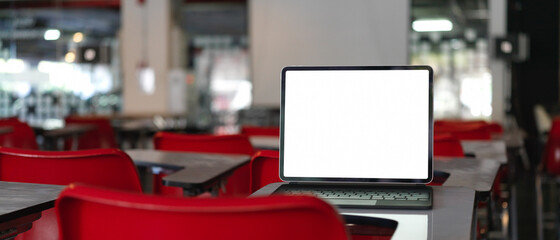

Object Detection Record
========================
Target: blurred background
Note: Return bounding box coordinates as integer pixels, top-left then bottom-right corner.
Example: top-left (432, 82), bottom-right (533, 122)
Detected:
top-left (0, 0), bottom-right (514, 129)
top-left (2, 0), bottom-right (547, 136)
top-left (1, 0), bottom-right (559, 239)
top-left (0, 0), bottom-right (555, 156)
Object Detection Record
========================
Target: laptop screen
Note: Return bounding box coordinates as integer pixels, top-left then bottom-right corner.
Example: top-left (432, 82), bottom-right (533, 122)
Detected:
top-left (280, 66), bottom-right (433, 183)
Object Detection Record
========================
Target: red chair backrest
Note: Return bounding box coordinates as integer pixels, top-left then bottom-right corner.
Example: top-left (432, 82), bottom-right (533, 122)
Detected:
top-left (433, 133), bottom-right (465, 157)
top-left (0, 116), bottom-right (20, 123)
top-left (153, 132), bottom-right (255, 197)
top-left (0, 147), bottom-right (142, 191)
top-left (241, 125), bottom-right (280, 137)
top-left (434, 123), bottom-right (492, 140)
top-left (434, 119), bottom-right (503, 139)
top-left (64, 116), bottom-right (117, 150)
top-left (56, 184), bottom-right (349, 240)
top-left (0, 147), bottom-right (142, 240)
top-left (0, 120), bottom-right (38, 150)
top-left (153, 132), bottom-right (255, 155)
top-left (545, 118), bottom-right (560, 175)
top-left (250, 150), bottom-right (281, 193)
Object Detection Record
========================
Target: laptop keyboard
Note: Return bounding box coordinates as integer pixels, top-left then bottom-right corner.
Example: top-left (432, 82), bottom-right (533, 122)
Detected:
top-left (274, 185), bottom-right (432, 209)
top-left (277, 187), bottom-right (430, 200)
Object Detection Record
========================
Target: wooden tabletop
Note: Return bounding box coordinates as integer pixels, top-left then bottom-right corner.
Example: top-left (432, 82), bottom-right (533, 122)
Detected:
top-left (461, 140), bottom-right (508, 164)
top-left (41, 123), bottom-right (97, 138)
top-left (0, 181), bottom-right (63, 223)
top-left (249, 136), bottom-right (280, 150)
top-left (125, 149), bottom-right (251, 193)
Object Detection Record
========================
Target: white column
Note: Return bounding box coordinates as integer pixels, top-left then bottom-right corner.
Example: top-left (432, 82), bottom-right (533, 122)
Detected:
top-left (489, 0), bottom-right (507, 124)
top-left (121, 0), bottom-right (174, 115)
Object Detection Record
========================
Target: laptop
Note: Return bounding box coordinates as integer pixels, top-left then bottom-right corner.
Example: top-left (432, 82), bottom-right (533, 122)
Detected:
top-left (273, 66), bottom-right (434, 209)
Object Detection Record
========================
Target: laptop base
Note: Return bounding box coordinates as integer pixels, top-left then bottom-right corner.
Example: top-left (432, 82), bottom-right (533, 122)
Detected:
top-left (274, 184), bottom-right (433, 210)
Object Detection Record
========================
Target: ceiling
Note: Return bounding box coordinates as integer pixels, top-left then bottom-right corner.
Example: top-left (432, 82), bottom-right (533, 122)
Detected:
top-left (0, 7), bottom-right (120, 61)
top-left (411, 0), bottom-right (489, 40)
top-left (0, 0), bottom-right (488, 61)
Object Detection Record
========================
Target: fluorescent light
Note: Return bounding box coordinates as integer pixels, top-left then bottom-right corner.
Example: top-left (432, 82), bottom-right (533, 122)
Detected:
top-left (38, 60), bottom-right (73, 73)
top-left (0, 59), bottom-right (27, 73)
top-left (412, 19), bottom-right (453, 32)
top-left (44, 29), bottom-right (61, 40)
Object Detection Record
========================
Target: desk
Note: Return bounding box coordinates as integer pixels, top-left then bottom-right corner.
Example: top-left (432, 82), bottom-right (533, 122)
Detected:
top-left (253, 183), bottom-right (476, 240)
top-left (113, 119), bottom-right (158, 149)
top-left (461, 140), bottom-right (508, 164)
top-left (249, 136), bottom-right (279, 150)
top-left (125, 149), bottom-right (250, 196)
top-left (0, 182), bottom-right (63, 240)
top-left (435, 157), bottom-right (501, 193)
top-left (250, 136), bottom-right (509, 164)
top-left (0, 127), bottom-right (13, 135)
top-left (40, 124), bottom-right (97, 150)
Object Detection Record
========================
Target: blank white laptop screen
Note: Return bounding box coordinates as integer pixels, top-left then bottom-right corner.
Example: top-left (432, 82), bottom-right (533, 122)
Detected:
top-left (280, 66), bottom-right (433, 183)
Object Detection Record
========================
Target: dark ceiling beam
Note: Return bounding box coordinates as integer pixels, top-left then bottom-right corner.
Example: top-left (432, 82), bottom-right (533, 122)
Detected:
top-left (0, 0), bottom-right (246, 9)
top-left (0, 0), bottom-right (120, 9)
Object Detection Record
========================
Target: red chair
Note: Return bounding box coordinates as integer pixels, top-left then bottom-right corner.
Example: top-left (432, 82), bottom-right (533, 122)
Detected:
top-left (433, 133), bottom-right (465, 157)
top-left (0, 116), bottom-right (20, 123)
top-left (250, 150), bottom-right (281, 193)
top-left (538, 117), bottom-right (560, 237)
top-left (64, 116), bottom-right (118, 150)
top-left (435, 119), bottom-right (503, 135)
top-left (430, 133), bottom-right (464, 187)
top-left (434, 119), bottom-right (503, 139)
top-left (241, 125), bottom-right (280, 137)
top-left (56, 184), bottom-right (352, 240)
top-left (545, 118), bottom-right (560, 175)
top-left (153, 132), bottom-right (255, 197)
top-left (0, 147), bottom-right (142, 240)
top-left (434, 123), bottom-right (492, 140)
top-left (0, 120), bottom-right (38, 150)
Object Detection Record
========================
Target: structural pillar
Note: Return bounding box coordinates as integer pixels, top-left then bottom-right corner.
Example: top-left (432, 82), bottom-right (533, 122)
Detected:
top-left (121, 0), bottom-right (185, 116)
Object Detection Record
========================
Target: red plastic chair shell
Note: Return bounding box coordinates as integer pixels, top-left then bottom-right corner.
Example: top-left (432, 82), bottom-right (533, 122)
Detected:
top-left (64, 116), bottom-right (118, 150)
top-left (56, 184), bottom-right (350, 240)
top-left (250, 150), bottom-right (281, 193)
top-left (545, 118), bottom-right (560, 175)
top-left (0, 120), bottom-right (38, 150)
top-left (0, 147), bottom-right (142, 240)
top-left (433, 133), bottom-right (465, 157)
top-left (153, 132), bottom-right (255, 197)
top-left (241, 125), bottom-right (280, 137)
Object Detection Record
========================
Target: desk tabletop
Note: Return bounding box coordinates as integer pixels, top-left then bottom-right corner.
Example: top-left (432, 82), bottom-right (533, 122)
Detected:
top-left (435, 157), bottom-right (501, 192)
top-left (41, 123), bottom-right (97, 138)
top-left (113, 119), bottom-right (158, 132)
top-left (252, 183), bottom-right (476, 240)
top-left (0, 181), bottom-right (64, 222)
top-left (461, 140), bottom-right (508, 164)
top-left (249, 136), bottom-right (280, 150)
top-left (125, 149), bottom-right (251, 191)
top-left (249, 136), bottom-right (509, 164)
